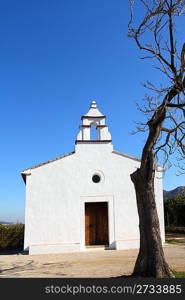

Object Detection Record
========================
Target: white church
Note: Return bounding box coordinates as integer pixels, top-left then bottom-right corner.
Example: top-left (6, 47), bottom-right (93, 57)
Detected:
top-left (21, 101), bottom-right (165, 255)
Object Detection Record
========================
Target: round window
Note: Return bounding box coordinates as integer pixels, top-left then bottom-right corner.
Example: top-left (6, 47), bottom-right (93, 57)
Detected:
top-left (92, 174), bottom-right (101, 183)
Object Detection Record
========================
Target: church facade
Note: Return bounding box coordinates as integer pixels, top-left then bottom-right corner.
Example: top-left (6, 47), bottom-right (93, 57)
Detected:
top-left (21, 101), bottom-right (165, 255)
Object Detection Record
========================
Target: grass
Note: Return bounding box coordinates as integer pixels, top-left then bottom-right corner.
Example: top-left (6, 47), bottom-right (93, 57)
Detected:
top-left (165, 239), bottom-right (181, 245)
top-left (165, 233), bottom-right (185, 245)
top-left (172, 270), bottom-right (185, 278)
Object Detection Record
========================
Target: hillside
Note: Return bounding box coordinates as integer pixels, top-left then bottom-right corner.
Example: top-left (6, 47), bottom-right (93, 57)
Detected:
top-left (163, 186), bottom-right (185, 199)
top-left (0, 221), bottom-right (14, 225)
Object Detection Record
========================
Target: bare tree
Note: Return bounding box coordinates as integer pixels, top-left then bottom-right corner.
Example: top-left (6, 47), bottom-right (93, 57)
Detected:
top-left (128, 0), bottom-right (185, 277)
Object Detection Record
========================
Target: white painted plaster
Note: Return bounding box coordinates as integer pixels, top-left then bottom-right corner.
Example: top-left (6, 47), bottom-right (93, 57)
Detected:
top-left (23, 101), bottom-right (165, 255)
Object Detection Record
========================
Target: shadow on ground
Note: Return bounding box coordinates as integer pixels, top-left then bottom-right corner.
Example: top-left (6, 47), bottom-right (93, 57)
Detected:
top-left (0, 249), bottom-right (28, 255)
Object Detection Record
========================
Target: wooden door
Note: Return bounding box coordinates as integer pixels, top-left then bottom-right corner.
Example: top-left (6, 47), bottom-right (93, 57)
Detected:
top-left (85, 202), bottom-right (109, 246)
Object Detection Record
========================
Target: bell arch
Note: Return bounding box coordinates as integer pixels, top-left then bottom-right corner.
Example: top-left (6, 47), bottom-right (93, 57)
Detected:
top-left (90, 122), bottom-right (98, 140)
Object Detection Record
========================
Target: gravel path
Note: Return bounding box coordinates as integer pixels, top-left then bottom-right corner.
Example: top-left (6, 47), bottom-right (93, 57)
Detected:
top-left (0, 244), bottom-right (185, 278)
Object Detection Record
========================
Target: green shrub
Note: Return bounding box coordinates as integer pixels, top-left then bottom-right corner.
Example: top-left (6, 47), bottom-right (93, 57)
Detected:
top-left (0, 224), bottom-right (24, 250)
top-left (164, 193), bottom-right (185, 227)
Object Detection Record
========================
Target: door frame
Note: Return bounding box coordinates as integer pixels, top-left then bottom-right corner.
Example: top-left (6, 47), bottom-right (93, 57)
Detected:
top-left (80, 195), bottom-right (115, 250)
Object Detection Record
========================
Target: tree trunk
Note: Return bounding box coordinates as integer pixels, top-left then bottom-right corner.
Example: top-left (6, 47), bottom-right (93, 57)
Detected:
top-left (129, 89), bottom-right (180, 277)
top-left (130, 152), bottom-right (174, 277)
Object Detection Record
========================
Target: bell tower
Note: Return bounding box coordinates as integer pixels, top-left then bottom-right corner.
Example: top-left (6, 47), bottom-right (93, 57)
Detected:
top-left (76, 101), bottom-right (112, 144)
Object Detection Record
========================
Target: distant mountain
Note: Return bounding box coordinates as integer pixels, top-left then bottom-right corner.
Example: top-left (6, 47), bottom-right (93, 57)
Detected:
top-left (163, 186), bottom-right (185, 199)
top-left (0, 221), bottom-right (14, 225)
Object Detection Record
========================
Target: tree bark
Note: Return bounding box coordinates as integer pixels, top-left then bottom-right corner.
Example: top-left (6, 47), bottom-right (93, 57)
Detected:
top-left (127, 0), bottom-right (185, 277)
top-left (129, 86), bottom-right (181, 277)
top-left (130, 142), bottom-right (174, 277)
top-left (131, 169), bottom-right (173, 277)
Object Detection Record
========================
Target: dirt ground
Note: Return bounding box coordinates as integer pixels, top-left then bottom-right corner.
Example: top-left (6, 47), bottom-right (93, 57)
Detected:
top-left (0, 243), bottom-right (185, 278)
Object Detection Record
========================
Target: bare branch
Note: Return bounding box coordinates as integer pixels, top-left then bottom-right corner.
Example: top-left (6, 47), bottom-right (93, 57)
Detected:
top-left (167, 102), bottom-right (185, 107)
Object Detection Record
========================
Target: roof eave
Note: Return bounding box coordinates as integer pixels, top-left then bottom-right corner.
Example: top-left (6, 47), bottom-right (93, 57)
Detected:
top-left (21, 170), bottom-right (31, 184)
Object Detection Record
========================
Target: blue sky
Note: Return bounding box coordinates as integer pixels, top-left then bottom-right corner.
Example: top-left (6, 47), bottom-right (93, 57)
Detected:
top-left (0, 0), bottom-right (184, 222)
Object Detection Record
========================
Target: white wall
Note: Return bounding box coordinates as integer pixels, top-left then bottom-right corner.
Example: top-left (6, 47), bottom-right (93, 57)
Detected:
top-left (24, 142), bottom-right (165, 254)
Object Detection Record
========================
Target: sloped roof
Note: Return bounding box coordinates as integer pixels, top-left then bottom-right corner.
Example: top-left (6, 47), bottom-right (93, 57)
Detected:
top-left (21, 149), bottom-right (141, 184)
top-left (83, 100), bottom-right (104, 118)
top-left (113, 150), bottom-right (164, 171)
top-left (21, 151), bottom-right (75, 183)
top-left (84, 107), bottom-right (104, 117)
top-left (112, 150), bottom-right (140, 162)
